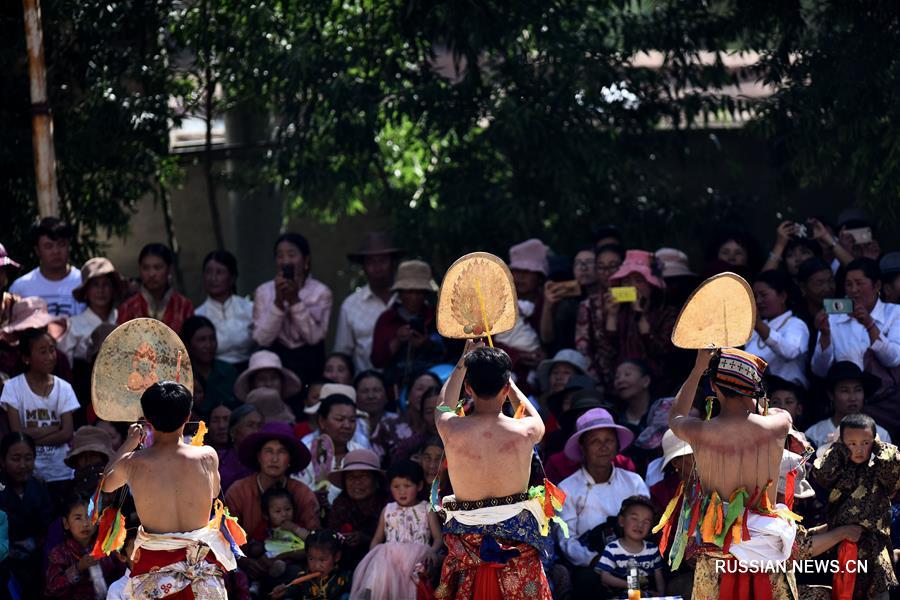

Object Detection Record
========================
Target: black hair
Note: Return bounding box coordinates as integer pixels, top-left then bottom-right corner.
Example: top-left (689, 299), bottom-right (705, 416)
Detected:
top-left (592, 225), bottom-right (623, 246)
top-left (618, 495), bottom-right (656, 518)
top-left (386, 458), bottom-right (425, 486)
top-left (274, 233), bottom-right (311, 258)
top-left (706, 227), bottom-right (763, 271)
top-left (18, 327), bottom-right (53, 357)
top-left (464, 347), bottom-right (512, 398)
top-left (141, 381), bottom-right (193, 433)
top-left (60, 492), bottom-right (88, 519)
top-left (180, 315), bottom-right (216, 348)
top-left (202, 250), bottom-right (238, 280)
top-left (595, 243), bottom-right (626, 262)
top-left (138, 243), bottom-right (175, 267)
top-left (317, 394), bottom-right (355, 420)
top-left (617, 358), bottom-right (652, 379)
top-left (30, 217), bottom-right (73, 247)
top-left (228, 404), bottom-right (260, 430)
top-left (306, 529), bottom-right (342, 556)
top-left (419, 435), bottom-right (444, 452)
top-left (261, 486), bottom-right (294, 516)
top-left (784, 237), bottom-right (822, 261)
top-left (844, 257), bottom-right (881, 285)
top-left (408, 371), bottom-right (442, 396)
top-left (755, 269), bottom-right (793, 303)
top-left (796, 257), bottom-right (832, 284)
top-left (354, 369), bottom-right (385, 390)
top-left (325, 352), bottom-right (355, 377)
top-left (766, 376), bottom-right (805, 404)
top-left (0, 432), bottom-right (36, 460)
top-left (839, 413), bottom-right (876, 438)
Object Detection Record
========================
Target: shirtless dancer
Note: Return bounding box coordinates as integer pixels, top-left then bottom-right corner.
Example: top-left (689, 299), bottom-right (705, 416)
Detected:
top-left (668, 348), bottom-right (796, 599)
top-left (434, 341), bottom-right (551, 600)
top-left (103, 382), bottom-right (237, 599)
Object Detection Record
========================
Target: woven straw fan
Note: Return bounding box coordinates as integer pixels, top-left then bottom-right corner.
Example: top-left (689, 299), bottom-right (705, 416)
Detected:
top-left (672, 272), bottom-right (756, 349)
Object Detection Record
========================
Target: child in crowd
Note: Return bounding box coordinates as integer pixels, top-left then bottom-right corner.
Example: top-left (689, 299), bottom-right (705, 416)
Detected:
top-left (262, 486), bottom-right (309, 583)
top-left (272, 529), bottom-right (352, 600)
top-left (350, 460), bottom-right (443, 599)
top-left (106, 527), bottom-right (137, 600)
top-left (45, 494), bottom-right (121, 599)
top-left (0, 328), bottom-right (79, 489)
top-left (812, 413), bottom-right (900, 599)
top-left (595, 495), bottom-right (665, 598)
top-left (323, 352), bottom-right (354, 385)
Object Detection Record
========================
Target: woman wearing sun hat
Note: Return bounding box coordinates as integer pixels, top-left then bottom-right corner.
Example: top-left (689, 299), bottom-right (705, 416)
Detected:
top-left (557, 407), bottom-right (650, 595)
top-left (370, 260), bottom-right (444, 387)
top-left (59, 258), bottom-right (127, 366)
top-left (594, 250), bottom-right (678, 392)
top-left (325, 449), bottom-right (389, 567)
top-left (223, 421), bottom-right (319, 545)
top-left (233, 350), bottom-right (303, 402)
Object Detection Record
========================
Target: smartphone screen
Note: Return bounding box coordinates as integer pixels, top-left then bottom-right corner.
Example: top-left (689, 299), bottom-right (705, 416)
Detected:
top-left (282, 264), bottom-right (295, 280)
top-left (823, 298), bottom-right (853, 315)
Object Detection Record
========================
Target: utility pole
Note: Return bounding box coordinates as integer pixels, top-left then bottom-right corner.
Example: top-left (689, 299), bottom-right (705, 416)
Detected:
top-left (22, 0), bottom-right (60, 218)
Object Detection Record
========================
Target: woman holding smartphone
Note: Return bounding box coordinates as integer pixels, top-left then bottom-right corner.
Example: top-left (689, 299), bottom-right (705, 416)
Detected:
top-left (811, 258), bottom-right (900, 380)
top-left (252, 232), bottom-right (333, 385)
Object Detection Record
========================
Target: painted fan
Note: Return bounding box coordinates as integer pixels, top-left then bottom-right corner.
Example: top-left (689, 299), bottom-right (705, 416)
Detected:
top-left (436, 252), bottom-right (518, 342)
top-left (671, 272), bottom-right (756, 349)
top-left (91, 318), bottom-right (193, 422)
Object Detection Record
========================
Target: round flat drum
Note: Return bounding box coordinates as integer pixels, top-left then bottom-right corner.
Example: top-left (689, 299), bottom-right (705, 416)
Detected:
top-left (91, 318), bottom-right (193, 422)
top-left (436, 252), bottom-right (518, 339)
top-left (672, 272), bottom-right (756, 349)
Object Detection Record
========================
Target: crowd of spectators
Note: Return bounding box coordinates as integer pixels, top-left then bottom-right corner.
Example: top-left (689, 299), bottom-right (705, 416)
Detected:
top-left (0, 209), bottom-right (898, 599)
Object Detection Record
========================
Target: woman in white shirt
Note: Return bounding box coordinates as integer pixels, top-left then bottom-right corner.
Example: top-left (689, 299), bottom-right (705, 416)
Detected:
top-left (811, 258), bottom-right (900, 378)
top-left (59, 257), bottom-right (125, 365)
top-left (747, 270), bottom-right (810, 388)
top-left (195, 250), bottom-right (254, 368)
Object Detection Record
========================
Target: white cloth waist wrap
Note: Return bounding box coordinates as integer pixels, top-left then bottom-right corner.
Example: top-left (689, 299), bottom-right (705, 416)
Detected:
top-left (132, 525), bottom-right (239, 571)
top-left (727, 502), bottom-right (798, 565)
top-left (441, 495), bottom-right (545, 527)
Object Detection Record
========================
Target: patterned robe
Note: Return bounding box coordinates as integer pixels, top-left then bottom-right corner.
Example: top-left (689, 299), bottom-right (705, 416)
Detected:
top-left (812, 439), bottom-right (900, 599)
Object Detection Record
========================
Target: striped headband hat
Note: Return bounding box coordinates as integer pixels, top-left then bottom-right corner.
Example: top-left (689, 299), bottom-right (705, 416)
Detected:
top-left (711, 348), bottom-right (767, 398)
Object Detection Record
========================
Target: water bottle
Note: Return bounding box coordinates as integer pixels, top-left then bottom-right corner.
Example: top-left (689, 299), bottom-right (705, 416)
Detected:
top-left (627, 558), bottom-right (641, 600)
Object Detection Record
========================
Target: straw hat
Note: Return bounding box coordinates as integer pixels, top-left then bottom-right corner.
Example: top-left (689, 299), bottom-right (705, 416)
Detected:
top-left (304, 383), bottom-right (357, 416)
top-left (234, 350), bottom-right (302, 401)
top-left (655, 248), bottom-right (696, 279)
top-left (64, 426), bottom-right (114, 468)
top-left (564, 408), bottom-right (634, 462)
top-left (72, 257), bottom-right (126, 303)
top-left (0, 243), bottom-right (20, 270)
top-left (536, 349), bottom-right (590, 393)
top-left (508, 239), bottom-right (549, 276)
top-left (0, 297), bottom-right (57, 334)
top-left (238, 422), bottom-right (311, 474)
top-left (326, 448), bottom-right (384, 487)
top-left (246, 388), bottom-right (295, 424)
top-left (660, 429), bottom-right (693, 471)
top-left (347, 232), bottom-right (404, 262)
top-left (609, 250), bottom-right (665, 289)
top-left (390, 260), bottom-right (438, 292)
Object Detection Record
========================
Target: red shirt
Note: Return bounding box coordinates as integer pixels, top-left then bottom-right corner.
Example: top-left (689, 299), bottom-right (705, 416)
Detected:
top-left (224, 475), bottom-right (321, 542)
top-left (117, 289), bottom-right (194, 335)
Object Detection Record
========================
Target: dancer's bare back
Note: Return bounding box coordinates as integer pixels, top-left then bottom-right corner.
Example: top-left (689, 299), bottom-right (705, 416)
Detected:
top-left (678, 413), bottom-right (789, 503)
top-left (441, 410), bottom-right (541, 501)
top-left (104, 424), bottom-right (220, 533)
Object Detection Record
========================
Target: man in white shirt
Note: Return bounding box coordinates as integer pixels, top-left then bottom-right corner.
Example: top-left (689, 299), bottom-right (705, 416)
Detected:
top-left (804, 361), bottom-right (892, 447)
top-left (557, 408), bottom-right (649, 595)
top-left (333, 232), bottom-right (402, 372)
top-left (9, 218), bottom-right (84, 317)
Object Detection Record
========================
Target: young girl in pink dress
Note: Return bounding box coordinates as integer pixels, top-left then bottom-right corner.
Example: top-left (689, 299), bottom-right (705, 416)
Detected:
top-left (350, 460), bottom-right (443, 599)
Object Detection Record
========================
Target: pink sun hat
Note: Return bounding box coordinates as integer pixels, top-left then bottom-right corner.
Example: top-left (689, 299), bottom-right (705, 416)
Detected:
top-left (508, 239), bottom-right (549, 276)
top-left (609, 249), bottom-right (665, 289)
top-left (564, 408), bottom-right (635, 462)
